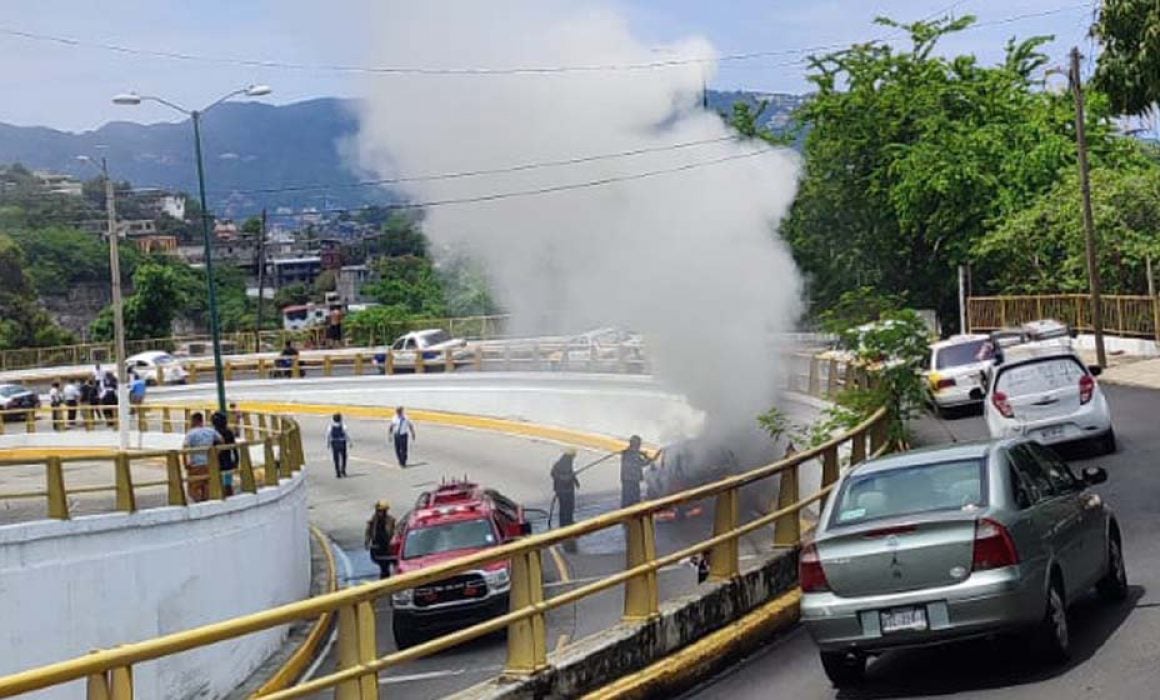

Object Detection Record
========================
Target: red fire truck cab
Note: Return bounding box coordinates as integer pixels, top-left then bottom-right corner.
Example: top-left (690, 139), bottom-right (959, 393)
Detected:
top-left (388, 479), bottom-right (531, 648)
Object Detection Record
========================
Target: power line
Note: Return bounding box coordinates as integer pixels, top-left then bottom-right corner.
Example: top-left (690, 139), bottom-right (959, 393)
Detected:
top-left (0, 4), bottom-right (1091, 77)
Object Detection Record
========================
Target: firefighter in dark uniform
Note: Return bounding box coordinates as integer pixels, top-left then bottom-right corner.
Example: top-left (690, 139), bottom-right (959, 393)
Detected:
top-left (551, 447), bottom-right (580, 552)
top-left (620, 435), bottom-right (657, 508)
top-left (364, 500), bottom-right (397, 579)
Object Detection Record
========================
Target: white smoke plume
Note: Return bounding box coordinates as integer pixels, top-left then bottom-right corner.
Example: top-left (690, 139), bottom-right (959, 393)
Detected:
top-left (354, 1), bottom-right (802, 444)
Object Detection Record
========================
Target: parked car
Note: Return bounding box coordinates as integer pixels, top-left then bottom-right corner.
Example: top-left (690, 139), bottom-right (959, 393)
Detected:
top-left (548, 327), bottom-right (644, 369)
top-left (0, 383), bottom-right (40, 421)
top-left (374, 329), bottom-right (469, 372)
top-left (925, 335), bottom-right (992, 415)
top-left (125, 351), bottom-right (189, 386)
top-left (388, 480), bottom-right (529, 648)
top-left (800, 439), bottom-right (1126, 688)
top-left (982, 345), bottom-right (1114, 454)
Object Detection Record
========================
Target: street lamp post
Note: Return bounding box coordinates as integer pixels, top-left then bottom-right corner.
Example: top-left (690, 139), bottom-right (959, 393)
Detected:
top-left (78, 155), bottom-right (130, 450)
top-left (113, 85), bottom-right (272, 414)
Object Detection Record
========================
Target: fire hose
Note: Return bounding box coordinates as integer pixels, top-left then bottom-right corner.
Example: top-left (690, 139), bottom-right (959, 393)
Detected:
top-left (547, 448), bottom-right (661, 527)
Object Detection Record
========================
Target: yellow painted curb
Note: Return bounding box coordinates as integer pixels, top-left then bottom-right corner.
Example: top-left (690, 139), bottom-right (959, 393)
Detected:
top-left (234, 400), bottom-right (635, 453)
top-left (252, 526), bottom-right (338, 697)
top-left (581, 589), bottom-right (802, 700)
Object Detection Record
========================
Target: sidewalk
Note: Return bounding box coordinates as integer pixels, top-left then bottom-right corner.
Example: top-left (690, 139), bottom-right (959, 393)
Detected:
top-left (1101, 356), bottom-right (1160, 390)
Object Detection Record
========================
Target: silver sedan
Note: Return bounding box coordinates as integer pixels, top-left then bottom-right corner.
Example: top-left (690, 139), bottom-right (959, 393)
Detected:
top-left (800, 439), bottom-right (1127, 688)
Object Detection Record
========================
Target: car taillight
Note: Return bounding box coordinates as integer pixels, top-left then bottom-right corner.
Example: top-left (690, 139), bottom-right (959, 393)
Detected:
top-left (992, 391), bottom-right (1013, 418)
top-left (799, 542), bottom-right (830, 593)
top-left (932, 375), bottom-right (956, 390)
top-left (972, 518), bottom-right (1019, 571)
top-left (1079, 374), bottom-right (1095, 405)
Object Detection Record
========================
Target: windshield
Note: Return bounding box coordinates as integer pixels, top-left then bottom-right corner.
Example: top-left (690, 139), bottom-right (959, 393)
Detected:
top-left (403, 519), bottom-right (496, 559)
top-left (0, 385), bottom-right (23, 397)
top-left (935, 340), bottom-right (988, 369)
top-left (285, 309), bottom-right (307, 322)
top-left (420, 330), bottom-right (452, 346)
top-left (996, 357), bottom-right (1086, 397)
top-left (831, 459), bottom-right (985, 527)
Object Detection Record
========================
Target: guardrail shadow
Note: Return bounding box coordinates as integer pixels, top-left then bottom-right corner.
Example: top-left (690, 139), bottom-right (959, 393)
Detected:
top-left (838, 585), bottom-right (1145, 699)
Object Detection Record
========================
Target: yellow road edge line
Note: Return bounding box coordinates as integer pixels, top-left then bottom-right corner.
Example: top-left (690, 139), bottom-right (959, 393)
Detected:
top-left (232, 400), bottom-right (633, 453)
top-left (580, 589), bottom-right (802, 700)
top-left (548, 544), bottom-right (572, 585)
top-left (252, 525), bottom-right (338, 697)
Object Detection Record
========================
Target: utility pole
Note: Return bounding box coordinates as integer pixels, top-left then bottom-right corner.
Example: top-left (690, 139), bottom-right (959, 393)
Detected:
top-left (1070, 47), bottom-right (1107, 368)
top-left (254, 208), bottom-right (267, 351)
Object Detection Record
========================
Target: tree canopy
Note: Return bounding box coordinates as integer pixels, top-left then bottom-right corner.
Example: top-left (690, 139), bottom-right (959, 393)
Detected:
top-left (1093, 0), bottom-right (1160, 116)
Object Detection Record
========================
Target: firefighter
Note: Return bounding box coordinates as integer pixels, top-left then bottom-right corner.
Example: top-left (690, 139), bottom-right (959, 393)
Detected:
top-left (551, 447), bottom-right (580, 552)
top-left (620, 435), bottom-right (657, 508)
top-left (364, 500), bottom-right (397, 579)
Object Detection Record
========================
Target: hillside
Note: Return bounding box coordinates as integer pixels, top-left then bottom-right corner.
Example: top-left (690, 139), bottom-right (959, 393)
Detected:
top-left (0, 91), bottom-right (805, 216)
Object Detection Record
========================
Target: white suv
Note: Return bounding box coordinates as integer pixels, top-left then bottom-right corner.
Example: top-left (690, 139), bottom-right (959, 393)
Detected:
top-left (983, 345), bottom-right (1114, 454)
top-left (925, 334), bottom-right (992, 415)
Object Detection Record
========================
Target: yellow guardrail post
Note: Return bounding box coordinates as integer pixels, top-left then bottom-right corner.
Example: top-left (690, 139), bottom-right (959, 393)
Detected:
top-left (622, 513), bottom-right (659, 621)
top-left (46, 456), bottom-right (69, 520)
top-left (136, 406), bottom-right (147, 433)
top-left (505, 549), bottom-right (548, 675)
top-left (183, 407), bottom-right (193, 433)
top-left (773, 460), bottom-right (800, 547)
top-left (292, 356), bottom-right (301, 379)
top-left (324, 355), bottom-right (333, 377)
top-left (474, 344), bottom-right (483, 371)
top-left (189, 363), bottom-right (199, 384)
top-left (26, 409), bottom-right (36, 434)
top-left (257, 412), bottom-right (269, 438)
top-left (264, 438), bottom-right (279, 486)
top-left (415, 349), bottom-right (425, 374)
top-left (161, 406), bottom-right (172, 434)
top-left (445, 347), bottom-right (455, 373)
top-left (708, 486), bottom-right (740, 581)
top-left (166, 451), bottom-right (187, 507)
top-left (207, 448), bottom-right (224, 501)
top-left (354, 353), bottom-right (364, 376)
top-left (277, 432), bottom-right (292, 480)
top-left (156, 365), bottom-right (165, 386)
top-left (335, 601), bottom-right (379, 699)
top-left (224, 362), bottom-right (234, 382)
top-left (239, 443), bottom-right (257, 494)
top-left (114, 454), bottom-right (136, 513)
top-left (386, 349), bottom-right (395, 375)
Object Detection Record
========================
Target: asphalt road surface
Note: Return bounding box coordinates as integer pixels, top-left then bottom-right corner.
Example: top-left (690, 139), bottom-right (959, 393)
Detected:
top-left (683, 383), bottom-right (1160, 700)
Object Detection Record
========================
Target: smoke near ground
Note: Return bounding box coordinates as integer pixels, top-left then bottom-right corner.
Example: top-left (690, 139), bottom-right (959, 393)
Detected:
top-left (353, 1), bottom-right (802, 449)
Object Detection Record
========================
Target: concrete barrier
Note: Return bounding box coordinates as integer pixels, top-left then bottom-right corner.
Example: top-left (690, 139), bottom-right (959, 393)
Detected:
top-left (450, 547), bottom-right (798, 699)
top-left (0, 471), bottom-right (310, 699)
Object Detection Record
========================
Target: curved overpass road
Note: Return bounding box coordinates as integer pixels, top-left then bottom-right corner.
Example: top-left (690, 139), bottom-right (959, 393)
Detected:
top-left (684, 384), bottom-right (1160, 700)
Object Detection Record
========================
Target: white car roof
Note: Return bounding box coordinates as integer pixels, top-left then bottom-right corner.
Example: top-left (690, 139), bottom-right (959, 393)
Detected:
top-left (1000, 343), bottom-right (1081, 365)
top-left (126, 351), bottom-right (171, 362)
top-left (930, 334), bottom-right (989, 350)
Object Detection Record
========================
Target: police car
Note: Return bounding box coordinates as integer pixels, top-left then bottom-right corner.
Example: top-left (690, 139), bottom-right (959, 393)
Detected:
top-left (388, 480), bottom-right (531, 648)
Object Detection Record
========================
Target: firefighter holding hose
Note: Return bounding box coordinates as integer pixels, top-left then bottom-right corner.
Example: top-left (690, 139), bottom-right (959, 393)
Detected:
top-left (620, 435), bottom-right (658, 507)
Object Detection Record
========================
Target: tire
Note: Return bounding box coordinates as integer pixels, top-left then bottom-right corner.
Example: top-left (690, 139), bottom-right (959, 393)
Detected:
top-left (1097, 531), bottom-right (1128, 602)
top-left (1032, 578), bottom-right (1070, 664)
top-left (819, 650), bottom-right (866, 688)
top-left (1097, 429), bottom-right (1117, 456)
top-left (392, 623), bottom-right (421, 650)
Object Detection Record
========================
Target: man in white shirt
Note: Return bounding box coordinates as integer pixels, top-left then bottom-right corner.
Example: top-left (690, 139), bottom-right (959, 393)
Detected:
top-left (388, 407), bottom-right (417, 467)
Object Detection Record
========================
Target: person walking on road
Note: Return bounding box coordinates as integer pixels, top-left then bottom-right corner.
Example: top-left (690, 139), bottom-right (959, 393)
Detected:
top-left (620, 435), bottom-right (657, 508)
top-left (183, 412), bottom-right (222, 502)
top-left (365, 501), bottom-right (397, 579)
top-left (326, 412), bottom-right (351, 478)
top-left (551, 447), bottom-right (580, 552)
top-left (389, 407), bottom-right (416, 467)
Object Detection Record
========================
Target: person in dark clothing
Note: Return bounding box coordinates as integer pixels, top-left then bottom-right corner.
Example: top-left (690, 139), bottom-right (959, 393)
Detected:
top-left (389, 407), bottom-right (416, 467)
top-left (365, 501), bottom-right (397, 579)
top-left (211, 411), bottom-right (238, 497)
top-left (326, 413), bottom-right (350, 478)
top-left (620, 435), bottom-right (657, 508)
top-left (99, 371), bottom-right (118, 427)
top-left (551, 447), bottom-right (580, 552)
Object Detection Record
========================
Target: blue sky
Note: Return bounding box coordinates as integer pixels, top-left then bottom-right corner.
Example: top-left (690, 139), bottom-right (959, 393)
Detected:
top-left (0, 0), bottom-right (1098, 131)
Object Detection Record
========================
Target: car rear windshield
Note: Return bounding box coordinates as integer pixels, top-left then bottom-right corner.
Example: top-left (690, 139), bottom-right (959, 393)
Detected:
top-left (831, 459), bottom-right (986, 527)
top-left (0, 385), bottom-right (23, 397)
top-left (403, 519), bottom-right (496, 559)
top-left (935, 340), bottom-right (987, 369)
top-left (996, 357), bottom-right (1086, 397)
top-left (422, 330), bottom-right (451, 345)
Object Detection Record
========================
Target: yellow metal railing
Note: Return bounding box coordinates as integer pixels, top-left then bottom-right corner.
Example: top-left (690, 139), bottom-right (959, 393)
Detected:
top-left (968, 294), bottom-right (1160, 341)
top-left (0, 357), bottom-right (890, 699)
top-left (0, 405), bottom-right (304, 520)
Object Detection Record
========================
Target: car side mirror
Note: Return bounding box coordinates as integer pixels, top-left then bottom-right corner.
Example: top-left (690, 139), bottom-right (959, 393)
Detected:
top-left (1088, 365), bottom-right (1103, 377)
top-left (1082, 467), bottom-right (1108, 486)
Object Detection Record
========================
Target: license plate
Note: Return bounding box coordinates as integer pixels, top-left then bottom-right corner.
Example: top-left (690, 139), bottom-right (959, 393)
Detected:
top-left (1038, 425), bottom-right (1065, 440)
top-left (880, 606), bottom-right (928, 634)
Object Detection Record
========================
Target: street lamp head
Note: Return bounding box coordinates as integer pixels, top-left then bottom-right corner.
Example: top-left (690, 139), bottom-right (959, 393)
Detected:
top-left (76, 155), bottom-right (92, 163)
top-left (245, 84), bottom-right (273, 97)
top-left (112, 93), bottom-right (142, 106)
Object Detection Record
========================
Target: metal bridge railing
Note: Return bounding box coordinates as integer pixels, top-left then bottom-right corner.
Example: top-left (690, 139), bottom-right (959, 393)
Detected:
top-left (0, 405), bottom-right (304, 521)
top-left (0, 355), bottom-right (890, 699)
top-left (968, 294), bottom-right (1160, 341)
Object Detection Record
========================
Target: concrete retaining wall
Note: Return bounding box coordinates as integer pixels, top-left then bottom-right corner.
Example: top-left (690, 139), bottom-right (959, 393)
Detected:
top-left (0, 472), bottom-right (311, 700)
top-left (452, 547), bottom-right (799, 699)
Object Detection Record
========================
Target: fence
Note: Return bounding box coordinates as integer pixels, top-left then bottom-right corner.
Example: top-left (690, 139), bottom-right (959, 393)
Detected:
top-left (0, 314), bottom-right (512, 372)
top-left (968, 294), bottom-right (1160, 341)
top-left (0, 405), bottom-right (304, 522)
top-left (0, 354), bottom-right (890, 699)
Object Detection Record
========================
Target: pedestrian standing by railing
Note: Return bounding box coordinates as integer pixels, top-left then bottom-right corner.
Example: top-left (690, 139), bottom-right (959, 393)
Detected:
top-left (128, 372), bottom-right (147, 414)
top-left (389, 407), bottom-right (417, 468)
top-left (183, 412), bottom-right (222, 502)
top-left (48, 381), bottom-right (64, 430)
top-left (326, 412), bottom-right (350, 478)
top-left (211, 411), bottom-right (238, 497)
top-left (62, 379), bottom-right (80, 427)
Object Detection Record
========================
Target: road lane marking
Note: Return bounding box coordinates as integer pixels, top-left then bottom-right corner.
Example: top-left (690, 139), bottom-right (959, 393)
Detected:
top-left (379, 667), bottom-right (500, 685)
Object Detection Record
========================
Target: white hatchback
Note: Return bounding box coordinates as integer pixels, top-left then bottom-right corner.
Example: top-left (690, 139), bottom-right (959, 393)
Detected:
top-left (983, 347), bottom-right (1114, 454)
top-left (125, 351), bottom-right (189, 385)
top-left (925, 334), bottom-right (993, 414)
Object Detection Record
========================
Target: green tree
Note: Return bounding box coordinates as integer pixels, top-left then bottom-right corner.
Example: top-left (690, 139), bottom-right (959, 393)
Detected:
top-left (784, 16), bottom-right (1128, 328)
top-left (363, 255), bottom-right (447, 316)
top-left (274, 283), bottom-right (310, 310)
top-left (0, 234), bottom-right (74, 349)
top-left (8, 226), bottom-right (141, 295)
top-left (439, 255), bottom-right (501, 317)
top-left (975, 164), bottom-right (1160, 294)
top-left (1092, 0), bottom-right (1160, 116)
top-left (313, 269), bottom-right (337, 298)
top-left (344, 305), bottom-right (413, 346)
